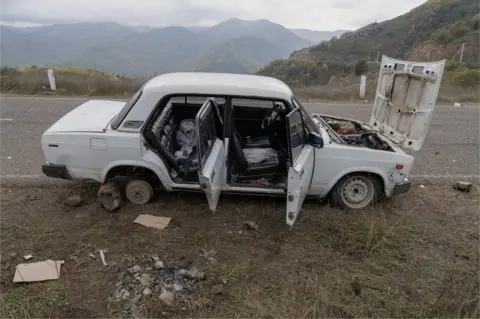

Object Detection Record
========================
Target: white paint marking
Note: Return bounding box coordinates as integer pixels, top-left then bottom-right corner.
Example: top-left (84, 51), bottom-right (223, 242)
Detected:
top-left (1, 174), bottom-right (45, 179)
top-left (0, 118), bottom-right (13, 121)
top-left (410, 174), bottom-right (479, 179)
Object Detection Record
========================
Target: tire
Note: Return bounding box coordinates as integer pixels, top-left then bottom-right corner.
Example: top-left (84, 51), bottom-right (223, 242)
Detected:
top-left (125, 179), bottom-right (154, 205)
top-left (329, 173), bottom-right (382, 209)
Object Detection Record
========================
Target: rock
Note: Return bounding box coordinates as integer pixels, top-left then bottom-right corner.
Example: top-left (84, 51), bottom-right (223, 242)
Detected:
top-left (237, 230), bottom-right (243, 235)
top-left (212, 284), bottom-right (223, 295)
top-left (151, 254), bottom-right (160, 262)
top-left (419, 185), bottom-right (426, 189)
top-left (173, 283), bottom-right (183, 292)
top-left (64, 195), bottom-right (83, 207)
top-left (128, 265), bottom-right (141, 273)
top-left (121, 289), bottom-right (130, 300)
top-left (178, 269), bottom-right (187, 276)
top-left (453, 181), bottom-right (472, 192)
top-left (142, 288), bottom-right (152, 296)
top-left (159, 291), bottom-right (175, 306)
top-left (244, 221), bottom-right (259, 231)
top-left (115, 280), bottom-right (123, 287)
top-left (154, 261), bottom-right (165, 269)
top-left (139, 273), bottom-right (152, 286)
top-left (185, 266), bottom-right (205, 280)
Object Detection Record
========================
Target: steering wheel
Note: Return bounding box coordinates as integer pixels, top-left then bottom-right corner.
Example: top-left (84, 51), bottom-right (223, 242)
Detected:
top-left (261, 103), bottom-right (281, 130)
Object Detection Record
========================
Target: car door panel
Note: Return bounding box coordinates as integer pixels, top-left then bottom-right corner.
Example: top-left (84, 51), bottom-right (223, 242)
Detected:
top-left (196, 98), bottom-right (226, 211)
top-left (285, 108), bottom-right (315, 227)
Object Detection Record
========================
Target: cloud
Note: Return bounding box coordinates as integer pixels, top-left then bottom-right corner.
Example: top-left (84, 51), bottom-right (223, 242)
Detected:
top-left (1, 0), bottom-right (427, 30)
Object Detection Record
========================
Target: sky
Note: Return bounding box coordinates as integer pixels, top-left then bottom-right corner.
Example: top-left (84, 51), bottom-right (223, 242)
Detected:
top-left (1, 0), bottom-right (427, 31)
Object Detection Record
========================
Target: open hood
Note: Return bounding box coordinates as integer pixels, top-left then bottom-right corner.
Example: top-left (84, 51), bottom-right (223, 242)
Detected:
top-left (369, 56), bottom-right (445, 151)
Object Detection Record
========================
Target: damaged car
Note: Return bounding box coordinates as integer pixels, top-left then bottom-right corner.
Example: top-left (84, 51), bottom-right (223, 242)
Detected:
top-left (41, 56), bottom-right (445, 226)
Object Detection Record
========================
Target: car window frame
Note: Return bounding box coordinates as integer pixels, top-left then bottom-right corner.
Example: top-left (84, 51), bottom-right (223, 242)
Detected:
top-left (111, 87), bottom-right (144, 130)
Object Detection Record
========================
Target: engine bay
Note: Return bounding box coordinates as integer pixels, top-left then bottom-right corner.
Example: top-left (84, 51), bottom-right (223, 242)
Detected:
top-left (322, 116), bottom-right (394, 152)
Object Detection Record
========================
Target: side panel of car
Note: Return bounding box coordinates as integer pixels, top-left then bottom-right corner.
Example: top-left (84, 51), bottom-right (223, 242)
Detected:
top-left (308, 143), bottom-right (413, 198)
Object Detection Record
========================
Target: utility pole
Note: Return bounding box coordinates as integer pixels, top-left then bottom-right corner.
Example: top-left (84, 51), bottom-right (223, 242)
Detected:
top-left (459, 43), bottom-right (465, 63)
top-left (376, 52), bottom-right (380, 63)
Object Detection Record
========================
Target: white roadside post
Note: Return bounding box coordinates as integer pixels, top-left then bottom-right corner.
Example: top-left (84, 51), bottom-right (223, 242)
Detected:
top-left (359, 75), bottom-right (366, 98)
top-left (47, 69), bottom-right (56, 91)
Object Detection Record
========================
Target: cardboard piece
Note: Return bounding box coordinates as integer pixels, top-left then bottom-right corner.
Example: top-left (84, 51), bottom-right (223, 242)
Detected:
top-left (13, 260), bottom-right (64, 283)
top-left (134, 214), bottom-right (171, 230)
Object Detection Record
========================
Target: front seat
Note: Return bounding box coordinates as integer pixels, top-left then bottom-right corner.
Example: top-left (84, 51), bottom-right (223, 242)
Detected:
top-left (231, 107), bottom-right (271, 149)
top-left (230, 131), bottom-right (283, 180)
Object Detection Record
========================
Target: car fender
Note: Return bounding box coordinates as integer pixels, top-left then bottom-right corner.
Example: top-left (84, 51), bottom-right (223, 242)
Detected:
top-left (101, 160), bottom-right (171, 190)
top-left (325, 166), bottom-right (389, 195)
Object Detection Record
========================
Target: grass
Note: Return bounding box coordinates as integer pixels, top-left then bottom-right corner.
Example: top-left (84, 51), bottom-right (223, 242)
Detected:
top-left (1, 182), bottom-right (478, 318)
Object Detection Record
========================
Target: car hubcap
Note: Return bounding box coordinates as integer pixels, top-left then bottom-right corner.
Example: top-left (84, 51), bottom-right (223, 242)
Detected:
top-left (341, 176), bottom-right (374, 209)
top-left (126, 180), bottom-right (152, 205)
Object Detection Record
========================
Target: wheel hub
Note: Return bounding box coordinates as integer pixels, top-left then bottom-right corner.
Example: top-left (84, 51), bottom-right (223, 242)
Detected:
top-left (341, 176), bottom-right (374, 208)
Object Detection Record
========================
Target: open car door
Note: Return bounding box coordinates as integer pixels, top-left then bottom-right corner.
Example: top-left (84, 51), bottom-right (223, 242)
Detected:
top-left (285, 108), bottom-right (315, 227)
top-left (196, 98), bottom-right (226, 211)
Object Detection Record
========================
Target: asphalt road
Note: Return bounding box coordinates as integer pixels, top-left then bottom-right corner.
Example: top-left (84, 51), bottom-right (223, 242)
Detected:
top-left (0, 96), bottom-right (479, 183)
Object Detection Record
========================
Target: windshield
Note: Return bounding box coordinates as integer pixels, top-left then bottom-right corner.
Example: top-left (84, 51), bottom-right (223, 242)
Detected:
top-left (291, 97), bottom-right (319, 134)
top-left (111, 87), bottom-right (143, 130)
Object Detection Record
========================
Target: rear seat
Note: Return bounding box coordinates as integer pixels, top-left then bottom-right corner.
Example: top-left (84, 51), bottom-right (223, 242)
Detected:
top-left (146, 102), bottom-right (198, 179)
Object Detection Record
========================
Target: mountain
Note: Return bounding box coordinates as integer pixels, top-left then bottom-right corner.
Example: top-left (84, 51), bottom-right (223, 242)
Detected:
top-left (187, 36), bottom-right (291, 74)
top-left (290, 0), bottom-right (479, 63)
top-left (289, 29), bottom-right (349, 44)
top-left (1, 22), bottom-right (136, 67)
top-left (258, 0), bottom-right (480, 86)
top-left (202, 18), bottom-right (311, 49)
top-left (1, 18), bottom-right (316, 76)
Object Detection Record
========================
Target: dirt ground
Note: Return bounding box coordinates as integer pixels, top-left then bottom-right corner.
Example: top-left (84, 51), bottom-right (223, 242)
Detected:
top-left (1, 182), bottom-right (479, 318)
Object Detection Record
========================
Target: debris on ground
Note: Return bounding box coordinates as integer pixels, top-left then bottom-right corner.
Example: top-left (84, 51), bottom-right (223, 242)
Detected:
top-left (23, 254), bottom-right (33, 260)
top-left (97, 249), bottom-right (108, 266)
top-left (244, 220), bottom-right (259, 231)
top-left (134, 214), bottom-right (172, 230)
top-left (159, 290), bottom-right (175, 306)
top-left (89, 253), bottom-right (96, 260)
top-left (351, 276), bottom-right (362, 296)
top-left (13, 260), bottom-right (64, 283)
top-left (419, 185), bottom-right (426, 189)
top-left (63, 194), bottom-right (84, 207)
top-left (154, 260), bottom-right (165, 269)
top-left (112, 258), bottom-right (207, 317)
top-left (211, 284), bottom-right (223, 295)
top-left (98, 181), bottom-right (122, 212)
top-left (453, 181), bottom-right (472, 193)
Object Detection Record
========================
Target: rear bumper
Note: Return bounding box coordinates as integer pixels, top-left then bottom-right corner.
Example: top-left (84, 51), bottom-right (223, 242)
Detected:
top-left (392, 179), bottom-right (411, 195)
top-left (42, 164), bottom-right (71, 180)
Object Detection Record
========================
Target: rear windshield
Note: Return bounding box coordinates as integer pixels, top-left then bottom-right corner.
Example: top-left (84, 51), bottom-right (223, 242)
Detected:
top-left (111, 88), bottom-right (143, 130)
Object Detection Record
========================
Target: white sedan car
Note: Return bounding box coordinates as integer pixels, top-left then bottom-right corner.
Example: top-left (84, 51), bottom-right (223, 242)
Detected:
top-left (41, 56), bottom-right (445, 226)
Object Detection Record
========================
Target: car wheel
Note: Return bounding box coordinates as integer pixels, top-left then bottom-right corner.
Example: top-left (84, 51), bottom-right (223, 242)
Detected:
top-left (329, 173), bottom-right (382, 209)
top-left (125, 179), bottom-right (153, 205)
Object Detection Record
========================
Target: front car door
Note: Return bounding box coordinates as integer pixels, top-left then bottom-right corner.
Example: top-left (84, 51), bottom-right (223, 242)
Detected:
top-left (285, 108), bottom-right (315, 227)
top-left (196, 98), bottom-right (226, 211)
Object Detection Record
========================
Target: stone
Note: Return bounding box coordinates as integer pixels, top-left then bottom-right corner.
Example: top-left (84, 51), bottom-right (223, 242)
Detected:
top-left (151, 254), bottom-right (160, 262)
top-left (121, 289), bottom-right (130, 300)
top-left (184, 266), bottom-right (205, 280)
top-left (128, 265), bottom-right (141, 273)
top-left (212, 284), bottom-right (223, 295)
top-left (64, 195), bottom-right (83, 207)
top-left (159, 291), bottom-right (175, 306)
top-left (139, 273), bottom-right (152, 286)
top-left (453, 181), bottom-right (472, 192)
top-left (142, 288), bottom-right (152, 296)
top-left (173, 283), bottom-right (183, 292)
top-left (244, 221), bottom-right (259, 231)
top-left (237, 230), bottom-right (243, 235)
top-left (154, 261), bottom-right (165, 269)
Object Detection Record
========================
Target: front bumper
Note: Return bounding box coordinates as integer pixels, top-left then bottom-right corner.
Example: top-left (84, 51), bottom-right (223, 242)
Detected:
top-left (42, 164), bottom-right (71, 180)
top-left (392, 179), bottom-right (411, 195)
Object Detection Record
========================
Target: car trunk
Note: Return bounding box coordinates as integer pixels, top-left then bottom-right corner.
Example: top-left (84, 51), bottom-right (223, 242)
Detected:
top-left (45, 100), bottom-right (126, 133)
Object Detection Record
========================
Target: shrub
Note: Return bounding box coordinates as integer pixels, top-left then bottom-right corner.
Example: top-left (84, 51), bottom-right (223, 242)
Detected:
top-left (452, 69), bottom-right (480, 87)
top-left (355, 60), bottom-right (368, 76)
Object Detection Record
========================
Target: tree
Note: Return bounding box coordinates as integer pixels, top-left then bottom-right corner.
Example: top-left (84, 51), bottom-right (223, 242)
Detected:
top-left (452, 69), bottom-right (480, 88)
top-left (355, 60), bottom-right (368, 76)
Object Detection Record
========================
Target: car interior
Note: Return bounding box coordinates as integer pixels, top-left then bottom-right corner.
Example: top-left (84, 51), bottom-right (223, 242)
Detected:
top-left (144, 96), bottom-right (293, 188)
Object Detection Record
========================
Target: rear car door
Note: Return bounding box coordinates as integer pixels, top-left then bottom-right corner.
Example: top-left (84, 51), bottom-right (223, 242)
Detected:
top-left (196, 98), bottom-right (226, 211)
top-left (285, 108), bottom-right (315, 227)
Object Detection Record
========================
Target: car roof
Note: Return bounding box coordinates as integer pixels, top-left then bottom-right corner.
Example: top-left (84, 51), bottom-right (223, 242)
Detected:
top-left (143, 72), bottom-right (294, 100)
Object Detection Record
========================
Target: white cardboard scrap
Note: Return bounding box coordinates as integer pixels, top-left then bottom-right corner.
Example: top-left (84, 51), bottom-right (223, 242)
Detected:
top-left (134, 214), bottom-right (171, 230)
top-left (13, 260), bottom-right (64, 283)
